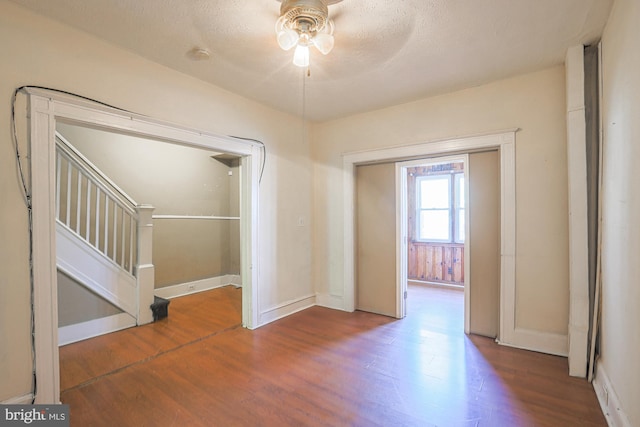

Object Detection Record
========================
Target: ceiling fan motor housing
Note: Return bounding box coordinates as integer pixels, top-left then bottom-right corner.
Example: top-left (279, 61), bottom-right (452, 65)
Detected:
top-left (280, 0), bottom-right (330, 34)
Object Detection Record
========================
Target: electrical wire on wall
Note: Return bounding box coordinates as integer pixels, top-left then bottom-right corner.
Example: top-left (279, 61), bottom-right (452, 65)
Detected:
top-left (10, 85), bottom-right (267, 403)
top-left (11, 85), bottom-right (133, 404)
top-left (11, 87), bottom-right (36, 404)
top-left (228, 136), bottom-right (267, 184)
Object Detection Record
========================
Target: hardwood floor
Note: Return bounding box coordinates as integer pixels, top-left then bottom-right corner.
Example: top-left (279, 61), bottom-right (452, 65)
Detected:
top-left (59, 284), bottom-right (606, 426)
top-left (59, 285), bottom-right (242, 391)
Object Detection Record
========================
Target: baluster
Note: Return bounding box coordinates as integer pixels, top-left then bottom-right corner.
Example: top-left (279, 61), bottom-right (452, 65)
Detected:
top-left (76, 171), bottom-right (82, 234)
top-left (86, 178), bottom-right (92, 241)
top-left (112, 202), bottom-right (118, 262)
top-left (129, 214), bottom-right (135, 275)
top-left (104, 197), bottom-right (109, 255)
top-left (96, 188), bottom-right (101, 250)
top-left (56, 152), bottom-right (61, 220)
top-left (121, 208), bottom-right (126, 269)
top-left (66, 160), bottom-right (72, 227)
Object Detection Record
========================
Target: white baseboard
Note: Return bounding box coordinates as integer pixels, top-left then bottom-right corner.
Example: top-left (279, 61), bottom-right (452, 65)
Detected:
top-left (593, 363), bottom-right (632, 427)
top-left (259, 294), bottom-right (316, 326)
top-left (2, 393), bottom-right (34, 404)
top-left (497, 328), bottom-right (568, 357)
top-left (315, 293), bottom-right (346, 311)
top-left (58, 312), bottom-right (136, 346)
top-left (154, 274), bottom-right (241, 299)
top-left (225, 274), bottom-right (241, 287)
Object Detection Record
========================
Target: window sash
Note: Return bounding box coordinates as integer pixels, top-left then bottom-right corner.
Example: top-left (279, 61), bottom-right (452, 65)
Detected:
top-left (455, 207), bottom-right (465, 243)
top-left (453, 173), bottom-right (465, 243)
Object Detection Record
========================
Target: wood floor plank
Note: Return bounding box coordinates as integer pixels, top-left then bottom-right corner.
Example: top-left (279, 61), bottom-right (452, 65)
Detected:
top-left (60, 284), bottom-right (606, 426)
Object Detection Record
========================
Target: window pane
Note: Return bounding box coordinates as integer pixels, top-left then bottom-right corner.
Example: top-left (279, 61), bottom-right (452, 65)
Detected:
top-left (457, 209), bottom-right (465, 242)
top-left (419, 210), bottom-right (450, 241)
top-left (419, 177), bottom-right (450, 209)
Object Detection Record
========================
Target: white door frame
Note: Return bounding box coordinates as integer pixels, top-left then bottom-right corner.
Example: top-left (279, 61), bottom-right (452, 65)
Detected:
top-left (24, 88), bottom-right (261, 403)
top-left (343, 130), bottom-right (517, 344)
top-left (396, 155), bottom-right (470, 332)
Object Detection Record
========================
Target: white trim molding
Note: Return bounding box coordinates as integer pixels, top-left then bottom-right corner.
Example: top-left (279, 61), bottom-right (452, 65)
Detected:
top-left (565, 44), bottom-right (590, 377)
top-left (593, 363), bottom-right (633, 427)
top-left (496, 328), bottom-right (568, 357)
top-left (259, 294), bottom-right (317, 326)
top-left (315, 293), bottom-right (345, 311)
top-left (342, 130), bottom-right (543, 351)
top-left (58, 312), bottom-right (136, 346)
top-left (154, 275), bottom-right (242, 299)
top-left (23, 88), bottom-right (261, 404)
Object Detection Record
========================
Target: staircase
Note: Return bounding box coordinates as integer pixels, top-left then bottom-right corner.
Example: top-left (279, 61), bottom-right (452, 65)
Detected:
top-left (55, 132), bottom-right (156, 345)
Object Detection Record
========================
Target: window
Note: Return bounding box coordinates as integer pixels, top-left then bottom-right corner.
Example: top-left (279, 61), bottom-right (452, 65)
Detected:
top-left (416, 172), bottom-right (465, 243)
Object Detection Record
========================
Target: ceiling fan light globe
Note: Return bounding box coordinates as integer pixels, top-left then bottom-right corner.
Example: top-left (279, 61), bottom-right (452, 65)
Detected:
top-left (313, 33), bottom-right (334, 55)
top-left (277, 29), bottom-right (299, 51)
top-left (293, 44), bottom-right (310, 67)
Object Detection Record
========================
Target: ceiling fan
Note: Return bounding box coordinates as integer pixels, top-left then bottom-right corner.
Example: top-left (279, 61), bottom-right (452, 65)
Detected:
top-left (274, 0), bottom-right (343, 67)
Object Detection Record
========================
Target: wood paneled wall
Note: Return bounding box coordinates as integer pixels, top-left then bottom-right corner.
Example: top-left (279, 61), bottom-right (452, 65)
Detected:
top-left (408, 242), bottom-right (464, 285)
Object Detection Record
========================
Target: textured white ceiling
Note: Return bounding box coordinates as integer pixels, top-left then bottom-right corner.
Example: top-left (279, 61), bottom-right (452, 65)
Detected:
top-left (9, 0), bottom-right (613, 121)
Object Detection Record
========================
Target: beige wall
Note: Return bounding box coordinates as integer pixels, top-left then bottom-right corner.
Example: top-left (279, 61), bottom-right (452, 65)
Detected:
top-left (57, 124), bottom-right (237, 218)
top-left (599, 0), bottom-right (640, 424)
top-left (56, 123), bottom-right (240, 287)
top-left (312, 66), bottom-right (569, 336)
top-left (0, 0), bottom-right (312, 401)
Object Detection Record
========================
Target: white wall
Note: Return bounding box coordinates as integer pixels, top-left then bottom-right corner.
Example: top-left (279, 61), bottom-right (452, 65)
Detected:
top-left (312, 66), bottom-right (570, 338)
top-left (597, 0), bottom-right (640, 425)
top-left (0, 0), bottom-right (312, 401)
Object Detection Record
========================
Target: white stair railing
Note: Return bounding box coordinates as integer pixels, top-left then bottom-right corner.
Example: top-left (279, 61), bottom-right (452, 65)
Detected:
top-left (56, 133), bottom-right (138, 275)
top-left (55, 132), bottom-right (155, 325)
